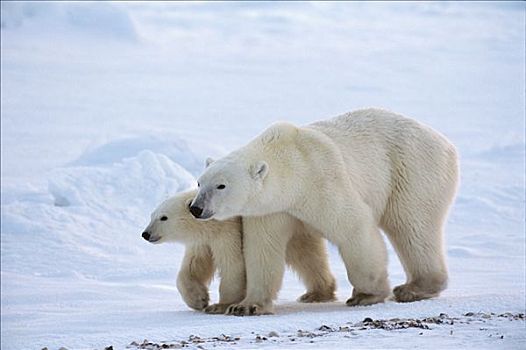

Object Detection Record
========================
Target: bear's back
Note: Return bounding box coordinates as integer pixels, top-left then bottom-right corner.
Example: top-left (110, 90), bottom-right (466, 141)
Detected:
top-left (306, 108), bottom-right (457, 218)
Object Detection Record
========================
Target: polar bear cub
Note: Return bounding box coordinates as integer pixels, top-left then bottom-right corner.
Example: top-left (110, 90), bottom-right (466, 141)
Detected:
top-left (142, 189), bottom-right (336, 314)
top-left (191, 108), bottom-right (459, 315)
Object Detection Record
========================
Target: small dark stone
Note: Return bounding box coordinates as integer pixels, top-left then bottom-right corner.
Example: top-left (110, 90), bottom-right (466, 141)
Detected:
top-left (104, 347), bottom-right (113, 350)
top-left (363, 317), bottom-right (373, 323)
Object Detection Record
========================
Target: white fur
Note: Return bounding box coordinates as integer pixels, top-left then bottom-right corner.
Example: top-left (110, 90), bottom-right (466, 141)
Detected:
top-left (194, 108), bottom-right (459, 315)
top-left (144, 190), bottom-right (336, 314)
top-left (144, 190), bottom-right (245, 313)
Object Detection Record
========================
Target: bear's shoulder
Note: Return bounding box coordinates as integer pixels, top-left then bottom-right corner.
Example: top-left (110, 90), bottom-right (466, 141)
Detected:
top-left (259, 122), bottom-right (299, 145)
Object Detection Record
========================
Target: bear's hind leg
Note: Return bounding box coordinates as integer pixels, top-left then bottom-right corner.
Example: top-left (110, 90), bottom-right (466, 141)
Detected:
top-left (286, 227), bottom-right (336, 303)
top-left (382, 141), bottom-right (457, 302)
top-left (383, 221), bottom-right (448, 302)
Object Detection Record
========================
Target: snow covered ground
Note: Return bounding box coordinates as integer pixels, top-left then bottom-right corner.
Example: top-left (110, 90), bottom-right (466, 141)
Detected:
top-left (1, 2), bottom-right (525, 349)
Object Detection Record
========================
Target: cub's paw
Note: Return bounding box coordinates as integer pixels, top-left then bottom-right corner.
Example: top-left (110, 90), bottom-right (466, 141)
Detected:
top-left (204, 303), bottom-right (230, 315)
top-left (393, 283), bottom-right (439, 303)
top-left (225, 303), bottom-right (273, 316)
top-left (179, 282), bottom-right (209, 311)
top-left (186, 294), bottom-right (209, 311)
top-left (298, 290), bottom-right (336, 303)
top-left (346, 292), bottom-right (386, 307)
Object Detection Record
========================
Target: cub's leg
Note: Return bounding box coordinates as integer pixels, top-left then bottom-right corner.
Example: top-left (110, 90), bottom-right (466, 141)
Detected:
top-left (286, 225), bottom-right (336, 303)
top-left (291, 187), bottom-right (390, 307)
top-left (176, 244), bottom-right (214, 311)
top-left (314, 208), bottom-right (390, 306)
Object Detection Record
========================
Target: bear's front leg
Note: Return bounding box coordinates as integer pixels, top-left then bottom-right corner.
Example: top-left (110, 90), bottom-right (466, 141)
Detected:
top-left (225, 213), bottom-right (294, 316)
top-left (206, 231), bottom-right (246, 315)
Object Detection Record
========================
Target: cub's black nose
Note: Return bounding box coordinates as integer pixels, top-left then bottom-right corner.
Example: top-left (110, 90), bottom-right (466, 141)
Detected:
top-left (189, 205), bottom-right (203, 218)
top-left (142, 231), bottom-right (151, 241)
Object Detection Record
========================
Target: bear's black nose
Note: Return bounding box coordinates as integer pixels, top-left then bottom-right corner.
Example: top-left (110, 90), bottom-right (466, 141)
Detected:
top-left (189, 205), bottom-right (203, 218)
top-left (142, 231), bottom-right (151, 241)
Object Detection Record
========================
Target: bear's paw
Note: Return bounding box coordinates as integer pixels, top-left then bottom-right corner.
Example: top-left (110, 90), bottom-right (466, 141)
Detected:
top-left (346, 292), bottom-right (387, 306)
top-left (225, 302), bottom-right (273, 316)
top-left (298, 290), bottom-right (336, 303)
top-left (204, 303), bottom-right (230, 315)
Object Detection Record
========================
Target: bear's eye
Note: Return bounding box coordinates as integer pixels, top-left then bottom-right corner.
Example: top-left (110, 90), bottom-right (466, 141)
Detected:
top-left (197, 182), bottom-right (200, 187)
top-left (160, 216), bottom-right (168, 221)
top-left (217, 184), bottom-right (226, 190)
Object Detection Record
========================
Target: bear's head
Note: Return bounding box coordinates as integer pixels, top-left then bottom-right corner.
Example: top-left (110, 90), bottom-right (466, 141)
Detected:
top-left (189, 155), bottom-right (269, 221)
top-left (142, 189), bottom-right (205, 244)
top-left (190, 122), bottom-right (301, 220)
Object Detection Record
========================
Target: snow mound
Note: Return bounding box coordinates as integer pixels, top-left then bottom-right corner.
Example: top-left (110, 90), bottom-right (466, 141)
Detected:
top-left (51, 150), bottom-right (195, 211)
top-left (2, 147), bottom-right (196, 278)
top-left (1, 1), bottom-right (137, 41)
top-left (70, 135), bottom-right (206, 177)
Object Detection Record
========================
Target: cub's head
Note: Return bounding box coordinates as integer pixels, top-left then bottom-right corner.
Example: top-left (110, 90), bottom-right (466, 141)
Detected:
top-left (189, 156), bottom-right (269, 221)
top-left (142, 190), bottom-right (203, 244)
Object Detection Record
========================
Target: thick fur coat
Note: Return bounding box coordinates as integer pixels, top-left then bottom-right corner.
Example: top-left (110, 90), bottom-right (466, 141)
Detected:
top-left (192, 108), bottom-right (459, 315)
top-left (143, 190), bottom-right (336, 314)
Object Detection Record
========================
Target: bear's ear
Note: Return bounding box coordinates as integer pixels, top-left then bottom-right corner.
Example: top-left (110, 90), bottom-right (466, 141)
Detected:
top-left (205, 157), bottom-right (215, 168)
top-left (250, 161), bottom-right (269, 180)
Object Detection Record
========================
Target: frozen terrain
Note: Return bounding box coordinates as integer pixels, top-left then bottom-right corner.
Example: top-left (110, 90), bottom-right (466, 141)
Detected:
top-left (1, 2), bottom-right (525, 349)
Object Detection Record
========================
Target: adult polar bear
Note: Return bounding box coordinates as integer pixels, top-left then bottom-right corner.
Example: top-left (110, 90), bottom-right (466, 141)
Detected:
top-left (190, 108), bottom-right (459, 315)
